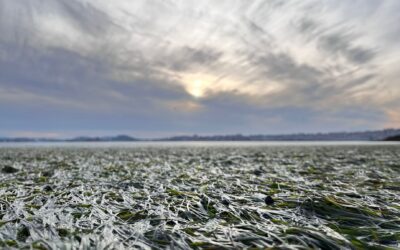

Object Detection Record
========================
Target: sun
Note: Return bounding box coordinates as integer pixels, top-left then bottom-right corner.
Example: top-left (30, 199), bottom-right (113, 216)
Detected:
top-left (177, 73), bottom-right (219, 98)
top-left (188, 79), bottom-right (206, 98)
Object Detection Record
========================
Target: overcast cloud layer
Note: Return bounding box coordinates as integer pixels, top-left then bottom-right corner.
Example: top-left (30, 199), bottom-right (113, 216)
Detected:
top-left (0, 0), bottom-right (399, 138)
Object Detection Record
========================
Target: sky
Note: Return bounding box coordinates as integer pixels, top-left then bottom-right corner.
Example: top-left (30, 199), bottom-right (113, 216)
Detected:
top-left (0, 0), bottom-right (400, 138)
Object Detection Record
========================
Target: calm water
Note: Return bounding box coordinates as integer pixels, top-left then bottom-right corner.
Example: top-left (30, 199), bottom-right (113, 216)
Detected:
top-left (0, 141), bottom-right (399, 148)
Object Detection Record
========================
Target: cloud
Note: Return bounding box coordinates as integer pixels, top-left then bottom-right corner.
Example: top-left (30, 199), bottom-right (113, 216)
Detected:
top-left (318, 33), bottom-right (376, 64)
top-left (256, 52), bottom-right (322, 87)
top-left (0, 0), bottom-right (399, 136)
top-left (386, 109), bottom-right (400, 129)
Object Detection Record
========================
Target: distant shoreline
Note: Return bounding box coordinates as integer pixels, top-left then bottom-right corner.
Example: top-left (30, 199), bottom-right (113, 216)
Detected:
top-left (1, 129), bottom-right (399, 142)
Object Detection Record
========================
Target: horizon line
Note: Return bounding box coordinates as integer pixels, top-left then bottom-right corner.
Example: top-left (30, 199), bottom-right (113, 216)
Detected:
top-left (1, 128), bottom-right (399, 141)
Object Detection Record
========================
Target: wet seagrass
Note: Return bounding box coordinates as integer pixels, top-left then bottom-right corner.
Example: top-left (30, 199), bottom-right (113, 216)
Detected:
top-left (0, 145), bottom-right (399, 249)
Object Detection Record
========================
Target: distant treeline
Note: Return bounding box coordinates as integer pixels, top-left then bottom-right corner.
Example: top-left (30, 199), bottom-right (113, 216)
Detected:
top-left (161, 129), bottom-right (400, 141)
top-left (384, 134), bottom-right (400, 141)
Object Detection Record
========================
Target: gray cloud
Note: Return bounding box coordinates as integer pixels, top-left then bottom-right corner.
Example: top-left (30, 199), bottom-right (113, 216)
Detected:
top-left (157, 46), bottom-right (223, 72)
top-left (256, 52), bottom-right (322, 86)
top-left (0, 0), bottom-right (113, 40)
top-left (297, 18), bottom-right (318, 34)
top-left (318, 33), bottom-right (376, 64)
top-left (56, 0), bottom-right (114, 35)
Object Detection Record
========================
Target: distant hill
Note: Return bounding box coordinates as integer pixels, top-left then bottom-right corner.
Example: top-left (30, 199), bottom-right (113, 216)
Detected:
top-left (1, 129), bottom-right (400, 142)
top-left (0, 135), bottom-right (139, 143)
top-left (0, 137), bottom-right (59, 142)
top-left (68, 135), bottom-right (139, 142)
top-left (384, 134), bottom-right (400, 141)
top-left (0, 137), bottom-right (38, 142)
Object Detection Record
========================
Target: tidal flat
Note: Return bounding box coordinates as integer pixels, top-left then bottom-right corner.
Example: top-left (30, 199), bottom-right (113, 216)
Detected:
top-left (0, 144), bottom-right (399, 249)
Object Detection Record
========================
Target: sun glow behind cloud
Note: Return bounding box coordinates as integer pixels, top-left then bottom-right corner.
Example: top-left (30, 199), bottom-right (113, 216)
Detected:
top-left (188, 80), bottom-right (205, 98)
top-left (178, 71), bottom-right (285, 99)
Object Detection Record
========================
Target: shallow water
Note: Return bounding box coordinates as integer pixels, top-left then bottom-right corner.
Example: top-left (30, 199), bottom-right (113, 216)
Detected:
top-left (0, 145), bottom-right (399, 249)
